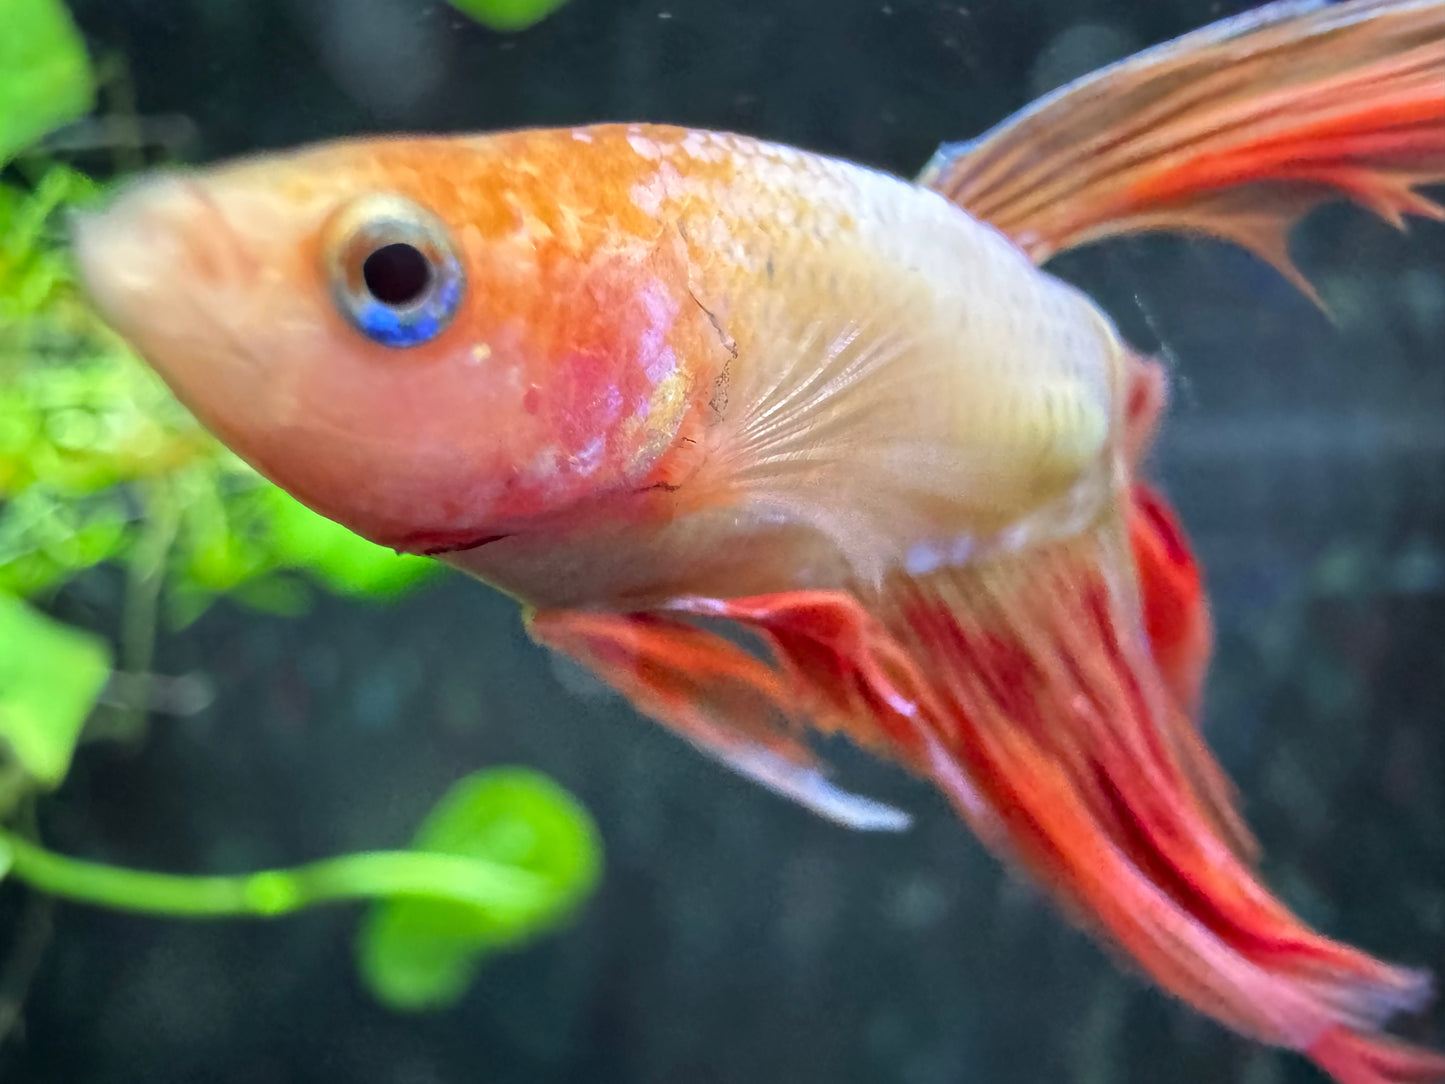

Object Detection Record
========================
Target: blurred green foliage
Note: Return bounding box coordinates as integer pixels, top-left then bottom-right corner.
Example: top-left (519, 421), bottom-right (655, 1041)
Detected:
top-left (0, 0), bottom-right (94, 166)
top-left (0, 0), bottom-right (601, 1025)
top-left (446, 0), bottom-right (574, 33)
top-left (0, 766), bottom-right (598, 935)
top-left (360, 769), bottom-right (603, 1011)
top-left (0, 166), bottom-right (438, 620)
top-left (0, 590), bottom-right (108, 791)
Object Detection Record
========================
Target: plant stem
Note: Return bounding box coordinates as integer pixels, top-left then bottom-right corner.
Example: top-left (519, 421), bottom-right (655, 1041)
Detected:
top-left (116, 477), bottom-right (180, 741)
top-left (0, 829), bottom-right (548, 920)
top-left (0, 804), bottom-right (52, 1054)
top-left (0, 890), bottom-right (53, 1049)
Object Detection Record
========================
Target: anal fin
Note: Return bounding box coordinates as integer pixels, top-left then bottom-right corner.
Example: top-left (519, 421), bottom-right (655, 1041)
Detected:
top-left (658, 520), bottom-right (1440, 1083)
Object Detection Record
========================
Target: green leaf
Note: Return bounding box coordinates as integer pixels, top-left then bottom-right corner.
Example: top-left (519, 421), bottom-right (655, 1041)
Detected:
top-left (227, 572), bottom-right (313, 618)
top-left (358, 767), bottom-right (602, 1012)
top-left (263, 489), bottom-right (438, 598)
top-left (445, 0), bottom-right (572, 33)
top-left (0, 591), bottom-right (110, 787)
top-left (0, 0), bottom-right (96, 166)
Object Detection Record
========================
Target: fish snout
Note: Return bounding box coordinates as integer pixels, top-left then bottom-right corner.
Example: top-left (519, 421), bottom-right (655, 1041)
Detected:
top-left (73, 172), bottom-right (256, 330)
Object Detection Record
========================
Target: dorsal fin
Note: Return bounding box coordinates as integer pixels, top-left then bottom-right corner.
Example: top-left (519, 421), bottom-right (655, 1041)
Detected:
top-left (920, 0), bottom-right (1445, 301)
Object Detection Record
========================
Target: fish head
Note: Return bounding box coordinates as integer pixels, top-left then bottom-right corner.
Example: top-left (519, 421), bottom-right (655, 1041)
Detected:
top-left (74, 132), bottom-right (718, 553)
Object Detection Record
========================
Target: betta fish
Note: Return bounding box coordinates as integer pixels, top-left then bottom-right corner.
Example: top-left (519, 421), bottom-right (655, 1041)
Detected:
top-left (74, 0), bottom-right (1445, 1079)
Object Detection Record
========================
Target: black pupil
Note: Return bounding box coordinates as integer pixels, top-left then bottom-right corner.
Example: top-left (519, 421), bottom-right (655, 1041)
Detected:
top-left (362, 242), bottom-right (431, 306)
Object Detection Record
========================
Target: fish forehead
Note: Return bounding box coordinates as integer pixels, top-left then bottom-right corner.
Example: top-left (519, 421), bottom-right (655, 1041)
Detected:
top-left (231, 125), bottom-right (748, 242)
top-left (334, 125), bottom-right (893, 257)
top-left (185, 122), bottom-right (1015, 317)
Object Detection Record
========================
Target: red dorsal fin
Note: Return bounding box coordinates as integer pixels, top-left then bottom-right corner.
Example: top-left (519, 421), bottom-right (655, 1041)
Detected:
top-left (920, 0), bottom-right (1445, 301)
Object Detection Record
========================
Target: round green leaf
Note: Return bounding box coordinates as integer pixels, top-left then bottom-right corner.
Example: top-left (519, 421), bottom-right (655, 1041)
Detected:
top-left (263, 489), bottom-right (438, 598)
top-left (446, 0), bottom-right (572, 33)
top-left (0, 0), bottom-right (95, 166)
top-left (0, 591), bottom-right (110, 787)
top-left (358, 767), bottom-right (601, 1012)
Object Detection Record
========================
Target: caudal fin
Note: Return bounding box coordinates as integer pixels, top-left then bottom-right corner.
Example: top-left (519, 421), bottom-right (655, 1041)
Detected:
top-left (666, 522), bottom-right (1444, 1084)
top-left (920, 0), bottom-right (1445, 298)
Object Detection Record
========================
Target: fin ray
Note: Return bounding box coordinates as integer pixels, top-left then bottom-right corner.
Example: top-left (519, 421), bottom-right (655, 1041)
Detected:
top-left (921, 0), bottom-right (1445, 298)
top-left (527, 608), bottom-right (911, 831)
top-left (881, 524), bottom-right (1436, 1053)
top-left (676, 520), bottom-right (1442, 1082)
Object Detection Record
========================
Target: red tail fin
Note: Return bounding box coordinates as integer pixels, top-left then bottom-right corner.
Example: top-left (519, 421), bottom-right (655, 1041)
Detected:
top-left (920, 0), bottom-right (1445, 298)
top-left (1312, 1027), bottom-right (1445, 1084)
top-left (665, 521), bottom-right (1443, 1084)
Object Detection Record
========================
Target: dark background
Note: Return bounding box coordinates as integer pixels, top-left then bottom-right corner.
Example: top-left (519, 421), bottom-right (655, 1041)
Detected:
top-left (5, 0), bottom-right (1444, 1081)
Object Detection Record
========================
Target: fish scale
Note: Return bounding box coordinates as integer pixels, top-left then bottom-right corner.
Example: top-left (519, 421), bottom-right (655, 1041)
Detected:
top-left (638, 127), bottom-right (1124, 555)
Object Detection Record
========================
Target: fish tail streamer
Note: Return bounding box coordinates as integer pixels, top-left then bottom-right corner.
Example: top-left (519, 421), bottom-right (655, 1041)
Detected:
top-left (920, 0), bottom-right (1445, 298)
top-left (705, 519), bottom-right (1442, 1083)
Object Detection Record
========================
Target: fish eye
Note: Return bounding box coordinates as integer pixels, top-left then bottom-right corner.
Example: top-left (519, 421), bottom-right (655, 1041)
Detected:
top-left (323, 194), bottom-right (465, 348)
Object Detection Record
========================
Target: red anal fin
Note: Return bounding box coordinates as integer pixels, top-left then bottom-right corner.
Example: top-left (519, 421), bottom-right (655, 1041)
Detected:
top-left (1123, 352), bottom-right (1246, 851)
top-left (920, 0), bottom-right (1445, 300)
top-left (667, 593), bottom-right (936, 759)
top-left (674, 522), bottom-right (1442, 1083)
top-left (526, 608), bottom-right (911, 831)
top-left (895, 533), bottom-right (1442, 1083)
top-left (1130, 481), bottom-right (1212, 717)
top-left (1126, 482), bottom-right (1254, 859)
top-left (664, 590), bottom-right (1008, 845)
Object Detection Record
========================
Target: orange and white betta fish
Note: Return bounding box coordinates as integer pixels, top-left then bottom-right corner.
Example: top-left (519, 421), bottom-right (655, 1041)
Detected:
top-left (75, 0), bottom-right (1444, 1079)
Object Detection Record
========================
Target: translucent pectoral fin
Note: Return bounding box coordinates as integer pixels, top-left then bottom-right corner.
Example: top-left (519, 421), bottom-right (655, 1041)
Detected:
top-left (526, 607), bottom-right (911, 832)
top-left (704, 745), bottom-right (912, 832)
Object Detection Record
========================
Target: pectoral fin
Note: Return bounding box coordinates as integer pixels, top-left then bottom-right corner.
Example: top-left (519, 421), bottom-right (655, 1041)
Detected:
top-left (526, 607), bottom-right (911, 832)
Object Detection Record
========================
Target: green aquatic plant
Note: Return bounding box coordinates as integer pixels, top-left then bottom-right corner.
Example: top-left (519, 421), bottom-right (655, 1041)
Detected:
top-left (0, 0), bottom-right (93, 166)
top-left (0, 765), bottom-right (595, 931)
top-left (446, 0), bottom-right (574, 33)
top-left (0, 0), bottom-right (602, 1027)
top-left (0, 591), bottom-right (107, 798)
top-left (360, 769), bottom-right (602, 1011)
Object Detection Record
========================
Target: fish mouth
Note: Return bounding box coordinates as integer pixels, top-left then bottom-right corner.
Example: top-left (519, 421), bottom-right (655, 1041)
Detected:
top-left (402, 531), bottom-right (513, 557)
top-left (72, 172), bottom-right (253, 334)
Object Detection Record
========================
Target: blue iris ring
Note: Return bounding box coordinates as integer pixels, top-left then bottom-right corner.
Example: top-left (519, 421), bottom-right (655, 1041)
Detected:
top-left (323, 194), bottom-right (466, 349)
top-left (347, 253), bottom-right (464, 348)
